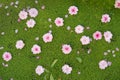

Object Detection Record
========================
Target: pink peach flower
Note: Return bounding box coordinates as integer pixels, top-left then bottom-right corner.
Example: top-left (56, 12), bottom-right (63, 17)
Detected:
top-left (101, 14), bottom-right (111, 23)
top-left (54, 17), bottom-right (64, 27)
top-left (2, 52), bottom-right (12, 62)
top-left (18, 10), bottom-right (28, 20)
top-left (42, 33), bottom-right (53, 43)
top-left (28, 8), bottom-right (38, 18)
top-left (31, 44), bottom-right (41, 54)
top-left (62, 64), bottom-right (72, 74)
top-left (114, 0), bottom-right (120, 8)
top-left (62, 44), bottom-right (72, 54)
top-left (26, 19), bottom-right (36, 28)
top-left (93, 31), bottom-right (102, 40)
top-left (68, 6), bottom-right (78, 15)
top-left (99, 60), bottom-right (108, 70)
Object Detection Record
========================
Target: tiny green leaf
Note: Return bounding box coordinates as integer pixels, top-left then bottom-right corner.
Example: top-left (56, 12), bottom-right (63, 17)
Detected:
top-left (45, 68), bottom-right (50, 73)
top-left (44, 74), bottom-right (48, 80)
top-left (51, 59), bottom-right (58, 68)
top-left (50, 74), bottom-right (54, 80)
top-left (76, 57), bottom-right (82, 63)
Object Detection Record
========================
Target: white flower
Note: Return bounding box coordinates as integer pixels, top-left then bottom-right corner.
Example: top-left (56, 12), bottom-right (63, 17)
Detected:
top-left (35, 65), bottom-right (44, 75)
top-left (101, 14), bottom-right (111, 23)
top-left (67, 26), bottom-right (71, 30)
top-left (104, 31), bottom-right (113, 43)
top-left (26, 19), bottom-right (36, 28)
top-left (62, 44), bottom-right (72, 54)
top-left (54, 17), bottom-right (64, 27)
top-left (28, 8), bottom-right (38, 18)
top-left (16, 40), bottom-right (25, 49)
top-left (62, 64), bottom-right (72, 74)
top-left (75, 25), bottom-right (84, 34)
top-left (42, 33), bottom-right (53, 43)
top-left (18, 10), bottom-right (28, 20)
top-left (99, 60), bottom-right (108, 70)
top-left (31, 44), bottom-right (41, 54)
top-left (80, 36), bottom-right (91, 45)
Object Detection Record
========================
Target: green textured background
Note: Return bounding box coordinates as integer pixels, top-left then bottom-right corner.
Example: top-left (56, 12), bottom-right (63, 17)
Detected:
top-left (0, 0), bottom-right (120, 80)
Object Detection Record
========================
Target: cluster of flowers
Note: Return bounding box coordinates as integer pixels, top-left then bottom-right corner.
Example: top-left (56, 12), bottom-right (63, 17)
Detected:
top-left (2, 32), bottom-right (53, 61)
top-left (104, 48), bottom-right (119, 57)
top-left (54, 6), bottom-right (78, 27)
top-left (54, 5), bottom-right (113, 45)
top-left (35, 64), bottom-right (72, 75)
top-left (36, 63), bottom-right (69, 78)
top-left (34, 43), bottom-right (73, 75)
top-left (3, 0), bottom-right (120, 76)
top-left (53, 5), bottom-right (113, 74)
top-left (18, 8), bottom-right (38, 28)
top-left (75, 26), bottom-right (113, 45)
top-left (93, 31), bottom-right (113, 43)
